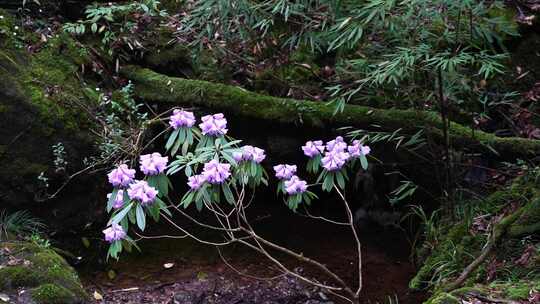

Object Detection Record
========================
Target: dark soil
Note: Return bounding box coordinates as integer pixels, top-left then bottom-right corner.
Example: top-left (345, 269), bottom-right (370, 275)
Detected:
top-left (78, 210), bottom-right (427, 304)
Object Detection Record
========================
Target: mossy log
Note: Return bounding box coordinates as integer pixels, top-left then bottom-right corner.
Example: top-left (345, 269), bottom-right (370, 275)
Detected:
top-left (122, 66), bottom-right (540, 160)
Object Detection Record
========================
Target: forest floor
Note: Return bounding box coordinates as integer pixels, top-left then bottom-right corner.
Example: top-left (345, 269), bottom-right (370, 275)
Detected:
top-left (77, 218), bottom-right (426, 304)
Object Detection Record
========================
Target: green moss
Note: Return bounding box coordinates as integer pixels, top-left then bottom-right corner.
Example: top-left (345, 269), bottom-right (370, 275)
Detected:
top-left (0, 242), bottom-right (88, 302)
top-left (0, 266), bottom-right (42, 289)
top-left (409, 223), bottom-right (478, 290)
top-left (489, 281), bottom-right (540, 300)
top-left (507, 197), bottom-right (540, 237)
top-left (31, 284), bottom-right (77, 304)
top-left (424, 292), bottom-right (460, 304)
top-left (144, 44), bottom-right (190, 67)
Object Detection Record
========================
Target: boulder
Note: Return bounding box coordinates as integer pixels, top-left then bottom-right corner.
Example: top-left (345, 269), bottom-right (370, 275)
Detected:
top-left (0, 11), bottom-right (103, 228)
top-left (0, 241), bottom-right (89, 304)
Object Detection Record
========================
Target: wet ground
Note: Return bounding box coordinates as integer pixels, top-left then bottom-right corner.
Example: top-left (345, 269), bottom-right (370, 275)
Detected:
top-left (74, 206), bottom-right (426, 304)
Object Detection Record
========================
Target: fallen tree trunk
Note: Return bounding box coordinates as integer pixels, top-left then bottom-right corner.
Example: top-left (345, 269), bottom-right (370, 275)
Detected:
top-left (122, 66), bottom-right (540, 160)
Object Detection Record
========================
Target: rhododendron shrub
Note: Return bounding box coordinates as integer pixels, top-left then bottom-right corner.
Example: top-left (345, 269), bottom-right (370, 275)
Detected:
top-left (102, 110), bottom-right (371, 302)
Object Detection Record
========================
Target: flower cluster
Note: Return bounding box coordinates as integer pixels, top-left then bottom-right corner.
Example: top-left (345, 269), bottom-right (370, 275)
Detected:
top-left (302, 140), bottom-right (324, 158)
top-left (140, 153), bottom-right (168, 176)
top-left (202, 160), bottom-right (231, 184)
top-left (186, 160), bottom-right (232, 190)
top-left (107, 164), bottom-right (135, 187)
top-left (187, 174), bottom-right (206, 191)
top-left (169, 109), bottom-right (196, 129)
top-left (199, 113), bottom-right (228, 136)
top-left (301, 136), bottom-right (371, 172)
top-left (103, 223), bottom-right (126, 243)
top-left (284, 176), bottom-right (308, 195)
top-left (321, 150), bottom-right (350, 171)
top-left (127, 180), bottom-right (158, 205)
top-left (106, 155), bottom-right (163, 212)
top-left (347, 140), bottom-right (371, 158)
top-left (273, 164), bottom-right (297, 180)
top-left (273, 164), bottom-right (307, 195)
top-left (233, 145), bottom-right (266, 164)
top-left (326, 136), bottom-right (348, 153)
top-left (107, 190), bottom-right (125, 209)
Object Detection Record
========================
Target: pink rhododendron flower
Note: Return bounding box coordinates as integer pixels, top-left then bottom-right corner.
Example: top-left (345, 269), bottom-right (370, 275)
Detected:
top-left (107, 190), bottom-right (124, 209)
top-left (273, 164), bottom-right (297, 180)
top-left (347, 140), bottom-right (362, 157)
top-left (234, 146), bottom-right (266, 163)
top-left (302, 140), bottom-right (325, 158)
top-left (348, 140), bottom-right (371, 158)
top-left (321, 150), bottom-right (350, 171)
top-left (103, 223), bottom-right (126, 243)
top-left (127, 180), bottom-right (158, 205)
top-left (233, 151), bottom-right (244, 163)
top-left (187, 174), bottom-right (206, 190)
top-left (326, 136), bottom-right (347, 153)
top-left (251, 147), bottom-right (266, 163)
top-left (284, 175), bottom-right (308, 195)
top-left (202, 160), bottom-right (231, 184)
top-left (140, 153), bottom-right (168, 175)
top-left (107, 164), bottom-right (136, 187)
top-left (169, 109), bottom-right (196, 129)
top-left (199, 113), bottom-right (228, 136)
top-left (361, 145), bottom-right (371, 156)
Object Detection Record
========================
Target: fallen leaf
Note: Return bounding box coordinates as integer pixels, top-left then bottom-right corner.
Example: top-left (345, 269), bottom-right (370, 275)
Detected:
top-left (197, 271), bottom-right (208, 281)
top-left (163, 262), bottom-right (175, 269)
top-left (93, 291), bottom-right (103, 301)
top-left (107, 270), bottom-right (116, 280)
top-left (81, 237), bottom-right (90, 248)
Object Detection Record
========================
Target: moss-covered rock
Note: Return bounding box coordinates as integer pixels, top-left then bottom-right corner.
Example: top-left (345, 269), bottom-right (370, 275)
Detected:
top-left (0, 10), bottom-right (103, 227)
top-left (423, 292), bottom-right (460, 304)
top-left (31, 284), bottom-right (79, 304)
top-left (414, 176), bottom-right (540, 303)
top-left (0, 241), bottom-right (88, 303)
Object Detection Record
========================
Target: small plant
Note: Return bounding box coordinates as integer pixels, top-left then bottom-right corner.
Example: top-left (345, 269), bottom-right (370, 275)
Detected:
top-left (28, 233), bottom-right (51, 249)
top-left (52, 142), bottom-right (68, 173)
top-left (63, 1), bottom-right (167, 56)
top-left (404, 205), bottom-right (442, 252)
top-left (0, 210), bottom-right (45, 240)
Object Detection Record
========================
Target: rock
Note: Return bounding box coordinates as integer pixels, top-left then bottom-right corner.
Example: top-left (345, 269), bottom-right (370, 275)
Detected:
top-left (0, 10), bottom-right (103, 228)
top-left (0, 241), bottom-right (89, 303)
top-left (173, 291), bottom-right (206, 304)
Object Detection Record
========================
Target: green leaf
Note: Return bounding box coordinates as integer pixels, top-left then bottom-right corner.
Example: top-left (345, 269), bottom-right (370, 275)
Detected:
top-left (222, 183), bottom-right (235, 205)
top-left (157, 174), bottom-right (169, 196)
top-left (171, 135), bottom-right (183, 156)
top-left (107, 188), bottom-right (119, 212)
top-left (166, 129), bottom-right (180, 151)
top-left (148, 202), bottom-right (161, 221)
top-left (155, 197), bottom-right (172, 217)
top-left (195, 199), bottom-right (203, 211)
top-left (360, 154), bottom-right (369, 170)
top-left (336, 171), bottom-right (346, 189)
top-left (136, 204), bottom-right (146, 231)
top-left (127, 207), bottom-right (136, 224)
top-left (322, 173), bottom-right (334, 192)
top-left (110, 203), bottom-right (133, 225)
top-left (180, 191), bottom-right (195, 209)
